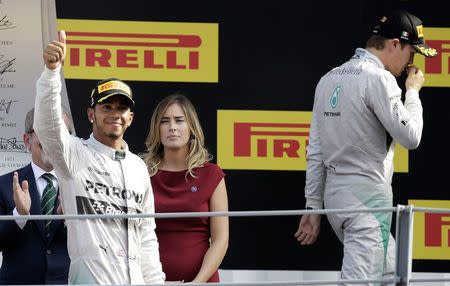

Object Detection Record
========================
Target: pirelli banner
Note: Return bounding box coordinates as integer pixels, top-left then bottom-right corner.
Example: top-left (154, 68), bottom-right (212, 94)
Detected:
top-left (410, 200), bottom-right (450, 260)
top-left (217, 110), bottom-right (409, 172)
top-left (57, 19), bottom-right (218, 82)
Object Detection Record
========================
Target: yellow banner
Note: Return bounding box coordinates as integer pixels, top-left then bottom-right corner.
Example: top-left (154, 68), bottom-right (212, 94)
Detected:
top-left (409, 200), bottom-right (450, 260)
top-left (217, 110), bottom-right (408, 171)
top-left (414, 28), bottom-right (450, 87)
top-left (57, 19), bottom-right (218, 82)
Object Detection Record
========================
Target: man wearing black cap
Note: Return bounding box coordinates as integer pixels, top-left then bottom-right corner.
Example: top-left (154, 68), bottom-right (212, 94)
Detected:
top-left (33, 31), bottom-right (165, 284)
top-left (295, 10), bottom-right (437, 284)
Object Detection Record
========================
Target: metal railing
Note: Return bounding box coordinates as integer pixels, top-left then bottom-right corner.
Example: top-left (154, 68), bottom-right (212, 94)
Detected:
top-left (2, 205), bottom-right (449, 285)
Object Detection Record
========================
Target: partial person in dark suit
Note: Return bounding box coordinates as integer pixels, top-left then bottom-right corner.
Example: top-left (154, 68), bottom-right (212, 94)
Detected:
top-left (0, 107), bottom-right (73, 285)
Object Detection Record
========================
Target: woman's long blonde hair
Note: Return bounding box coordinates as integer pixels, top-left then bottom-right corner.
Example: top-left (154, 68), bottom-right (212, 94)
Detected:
top-left (142, 93), bottom-right (212, 178)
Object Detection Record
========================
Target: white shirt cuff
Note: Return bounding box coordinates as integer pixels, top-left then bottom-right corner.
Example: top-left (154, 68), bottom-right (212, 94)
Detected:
top-left (13, 208), bottom-right (27, 229)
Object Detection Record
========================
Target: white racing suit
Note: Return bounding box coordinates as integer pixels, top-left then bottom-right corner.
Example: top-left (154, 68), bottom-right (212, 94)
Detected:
top-left (34, 66), bottom-right (165, 284)
top-left (305, 49), bottom-right (423, 284)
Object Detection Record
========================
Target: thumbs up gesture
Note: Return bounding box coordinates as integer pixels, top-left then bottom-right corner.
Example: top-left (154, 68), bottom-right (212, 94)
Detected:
top-left (43, 30), bottom-right (66, 70)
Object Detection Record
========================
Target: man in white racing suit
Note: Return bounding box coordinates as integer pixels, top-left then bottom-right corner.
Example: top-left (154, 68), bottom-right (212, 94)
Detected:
top-left (33, 30), bottom-right (165, 284)
top-left (294, 10), bottom-right (437, 285)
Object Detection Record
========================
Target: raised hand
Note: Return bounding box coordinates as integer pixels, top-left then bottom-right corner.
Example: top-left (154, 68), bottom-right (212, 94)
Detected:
top-left (43, 30), bottom-right (66, 70)
top-left (405, 64), bottom-right (425, 92)
top-left (12, 172), bottom-right (31, 215)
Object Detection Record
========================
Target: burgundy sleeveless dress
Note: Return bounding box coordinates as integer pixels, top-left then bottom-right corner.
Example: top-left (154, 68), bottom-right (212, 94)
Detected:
top-left (151, 162), bottom-right (225, 282)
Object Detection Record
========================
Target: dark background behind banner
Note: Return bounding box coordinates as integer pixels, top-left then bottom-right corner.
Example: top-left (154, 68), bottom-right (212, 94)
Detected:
top-left (56, 0), bottom-right (449, 272)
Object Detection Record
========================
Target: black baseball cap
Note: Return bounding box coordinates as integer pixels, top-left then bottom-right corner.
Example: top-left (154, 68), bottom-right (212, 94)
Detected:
top-left (372, 10), bottom-right (437, 57)
top-left (90, 78), bottom-right (134, 108)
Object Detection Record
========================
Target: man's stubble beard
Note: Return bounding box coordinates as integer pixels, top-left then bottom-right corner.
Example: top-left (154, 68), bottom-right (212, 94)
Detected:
top-left (107, 133), bottom-right (120, 140)
top-left (93, 119), bottom-right (123, 140)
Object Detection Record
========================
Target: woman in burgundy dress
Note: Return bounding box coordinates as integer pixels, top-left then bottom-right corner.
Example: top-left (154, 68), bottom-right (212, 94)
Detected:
top-left (142, 93), bottom-right (229, 283)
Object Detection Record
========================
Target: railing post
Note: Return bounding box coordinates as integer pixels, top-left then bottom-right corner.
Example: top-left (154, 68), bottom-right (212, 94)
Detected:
top-left (394, 204), bottom-right (414, 286)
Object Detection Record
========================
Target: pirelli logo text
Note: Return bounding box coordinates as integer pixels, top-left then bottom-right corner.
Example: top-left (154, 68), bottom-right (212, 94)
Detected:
top-left (425, 213), bottom-right (450, 247)
top-left (218, 110), bottom-right (409, 171)
top-left (97, 80), bottom-right (131, 95)
top-left (414, 28), bottom-right (450, 87)
top-left (218, 110), bottom-right (310, 170)
top-left (410, 200), bottom-right (450, 260)
top-left (57, 19), bottom-right (218, 82)
top-left (234, 123), bottom-right (309, 158)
